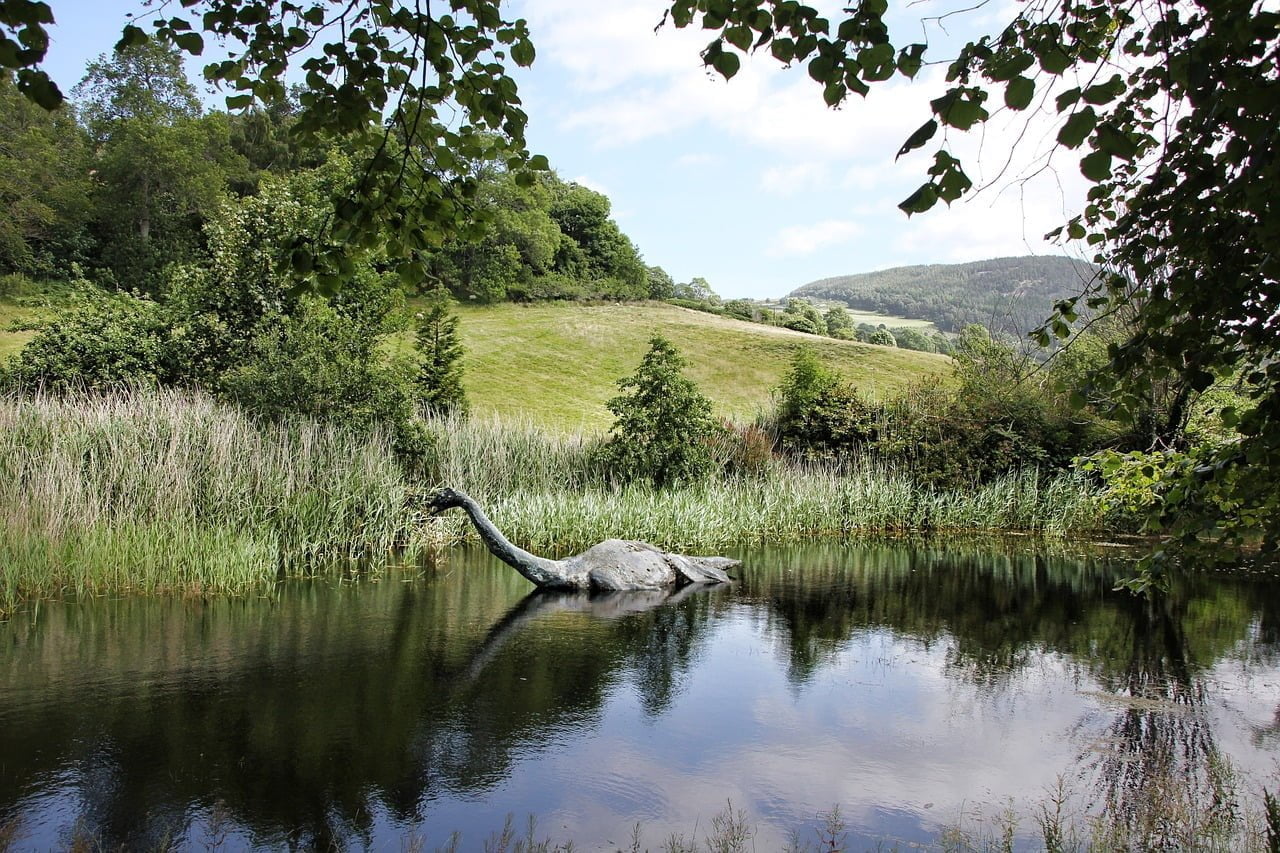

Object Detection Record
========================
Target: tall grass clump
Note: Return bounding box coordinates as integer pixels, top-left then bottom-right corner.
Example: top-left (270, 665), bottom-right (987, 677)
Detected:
top-left (411, 415), bottom-right (1107, 554)
top-left (0, 389), bottom-right (423, 614)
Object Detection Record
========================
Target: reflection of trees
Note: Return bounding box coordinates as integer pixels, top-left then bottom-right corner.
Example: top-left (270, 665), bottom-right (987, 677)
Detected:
top-left (3, 541), bottom-right (1278, 849)
top-left (0, 551), bottom-right (725, 849)
top-left (739, 541), bottom-right (1280, 839)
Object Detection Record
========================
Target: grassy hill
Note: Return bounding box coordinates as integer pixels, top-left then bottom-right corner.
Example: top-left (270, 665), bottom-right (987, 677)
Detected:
top-left (790, 255), bottom-right (1100, 337)
top-left (0, 295), bottom-right (951, 432)
top-left (446, 302), bottom-right (950, 430)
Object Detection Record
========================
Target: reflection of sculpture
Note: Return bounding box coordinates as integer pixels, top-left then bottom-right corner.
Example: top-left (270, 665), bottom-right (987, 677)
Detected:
top-left (427, 488), bottom-right (738, 590)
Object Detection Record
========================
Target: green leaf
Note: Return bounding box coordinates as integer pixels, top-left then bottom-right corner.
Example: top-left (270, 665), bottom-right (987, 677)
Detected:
top-left (1004, 75), bottom-right (1034, 110)
top-left (1057, 107), bottom-right (1096, 149)
top-left (933, 91), bottom-right (987, 130)
top-left (527, 153), bottom-right (550, 171)
top-left (510, 39), bottom-right (535, 66)
top-left (897, 43), bottom-right (926, 79)
top-left (115, 24), bottom-right (148, 52)
top-left (712, 50), bottom-right (740, 79)
top-left (16, 69), bottom-right (61, 109)
top-left (898, 183), bottom-right (938, 216)
top-left (173, 31), bottom-right (204, 55)
top-left (723, 25), bottom-right (752, 51)
top-left (1037, 44), bottom-right (1071, 74)
top-left (895, 118), bottom-right (937, 160)
top-left (1080, 150), bottom-right (1112, 182)
top-left (1055, 87), bottom-right (1081, 112)
top-left (225, 93), bottom-right (254, 109)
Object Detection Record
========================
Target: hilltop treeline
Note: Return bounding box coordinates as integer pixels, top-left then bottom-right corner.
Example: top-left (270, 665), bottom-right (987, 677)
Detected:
top-left (0, 42), bottom-right (650, 303)
top-left (791, 256), bottom-right (1100, 337)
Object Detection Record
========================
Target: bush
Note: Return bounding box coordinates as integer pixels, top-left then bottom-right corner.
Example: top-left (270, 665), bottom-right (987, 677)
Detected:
top-left (4, 291), bottom-right (173, 392)
top-left (596, 336), bottom-right (720, 487)
top-left (221, 296), bottom-right (415, 436)
top-left (775, 348), bottom-right (875, 460)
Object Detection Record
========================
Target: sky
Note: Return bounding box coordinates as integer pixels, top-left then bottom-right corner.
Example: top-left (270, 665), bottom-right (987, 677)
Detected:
top-left (37, 0), bottom-right (1093, 300)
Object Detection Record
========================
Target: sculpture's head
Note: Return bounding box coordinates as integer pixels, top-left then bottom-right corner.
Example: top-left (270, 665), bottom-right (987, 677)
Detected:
top-left (425, 487), bottom-right (468, 515)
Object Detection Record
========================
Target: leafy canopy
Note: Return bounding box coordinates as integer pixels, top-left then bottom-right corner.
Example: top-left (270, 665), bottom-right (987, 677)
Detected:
top-left (668, 0), bottom-right (1280, 554)
top-left (2, 0), bottom-right (545, 291)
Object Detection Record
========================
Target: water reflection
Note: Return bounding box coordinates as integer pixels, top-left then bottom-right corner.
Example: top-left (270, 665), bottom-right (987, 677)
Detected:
top-left (1, 541), bottom-right (1278, 849)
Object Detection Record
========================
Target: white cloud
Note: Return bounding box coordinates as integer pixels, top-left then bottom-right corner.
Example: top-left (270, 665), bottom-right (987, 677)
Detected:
top-left (759, 163), bottom-right (827, 195)
top-left (675, 152), bottom-right (717, 168)
top-left (769, 220), bottom-right (864, 257)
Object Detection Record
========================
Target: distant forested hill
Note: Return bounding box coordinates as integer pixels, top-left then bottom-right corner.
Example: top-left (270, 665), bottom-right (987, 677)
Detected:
top-left (789, 256), bottom-right (1101, 336)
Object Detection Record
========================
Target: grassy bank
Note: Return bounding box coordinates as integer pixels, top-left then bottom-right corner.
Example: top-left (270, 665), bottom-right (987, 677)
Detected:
top-left (0, 391), bottom-right (423, 614)
top-left (0, 390), bottom-right (1112, 616)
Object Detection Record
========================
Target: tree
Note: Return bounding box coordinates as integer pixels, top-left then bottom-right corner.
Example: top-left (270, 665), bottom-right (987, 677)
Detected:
top-left (2, 0), bottom-right (542, 290)
top-left (75, 41), bottom-right (243, 287)
top-left (548, 181), bottom-right (646, 298)
top-left (0, 70), bottom-right (90, 275)
top-left (647, 265), bottom-right (676, 300)
top-left (597, 337), bottom-right (719, 487)
top-left (824, 307), bottom-right (854, 340)
top-left (774, 347), bottom-right (872, 459)
top-left (413, 299), bottom-right (468, 416)
top-left (868, 328), bottom-right (896, 348)
top-left (666, 0), bottom-right (1280, 555)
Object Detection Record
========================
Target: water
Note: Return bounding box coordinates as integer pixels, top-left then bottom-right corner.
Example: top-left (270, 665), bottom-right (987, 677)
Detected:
top-left (2, 541), bottom-right (1279, 850)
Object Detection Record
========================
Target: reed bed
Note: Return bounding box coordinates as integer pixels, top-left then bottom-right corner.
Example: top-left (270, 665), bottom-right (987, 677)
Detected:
top-left (0, 393), bottom-right (1110, 615)
top-left (0, 390), bottom-right (423, 613)
top-left (444, 467), bottom-right (1104, 556)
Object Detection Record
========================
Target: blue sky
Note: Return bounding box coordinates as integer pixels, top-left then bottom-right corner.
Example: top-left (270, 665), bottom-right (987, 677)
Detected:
top-left (38, 0), bottom-right (1091, 300)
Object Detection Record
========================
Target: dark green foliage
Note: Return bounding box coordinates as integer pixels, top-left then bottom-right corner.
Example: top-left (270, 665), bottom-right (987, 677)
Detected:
top-left (0, 72), bottom-right (91, 276)
top-left (775, 349), bottom-right (874, 460)
top-left (646, 265), bottom-right (676, 300)
top-left (773, 334), bottom-right (1104, 487)
top-left (221, 296), bottom-right (414, 435)
top-left (672, 0), bottom-right (1280, 553)
top-left (413, 300), bottom-right (468, 416)
top-left (4, 292), bottom-right (172, 391)
top-left (597, 337), bottom-right (719, 488)
top-left (824, 307), bottom-right (854, 340)
top-left (548, 181), bottom-right (647, 300)
top-left (75, 41), bottom-right (245, 291)
top-left (792, 256), bottom-right (1099, 337)
top-left (868, 328), bottom-right (896, 347)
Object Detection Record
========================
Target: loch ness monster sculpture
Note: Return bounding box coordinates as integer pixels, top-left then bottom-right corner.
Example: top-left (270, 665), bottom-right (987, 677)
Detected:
top-left (426, 488), bottom-right (738, 591)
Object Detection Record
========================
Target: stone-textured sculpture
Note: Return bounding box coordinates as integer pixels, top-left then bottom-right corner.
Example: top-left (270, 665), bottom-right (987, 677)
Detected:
top-left (426, 488), bottom-right (738, 591)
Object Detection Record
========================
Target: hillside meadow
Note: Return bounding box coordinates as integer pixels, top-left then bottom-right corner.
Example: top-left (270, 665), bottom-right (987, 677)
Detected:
top-left (432, 301), bottom-right (951, 430)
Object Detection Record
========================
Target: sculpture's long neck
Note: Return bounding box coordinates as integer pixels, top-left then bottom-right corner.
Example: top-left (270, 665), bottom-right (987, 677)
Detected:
top-left (457, 497), bottom-right (572, 588)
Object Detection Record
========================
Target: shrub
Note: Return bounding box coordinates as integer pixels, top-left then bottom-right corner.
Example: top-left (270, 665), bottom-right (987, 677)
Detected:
top-left (3, 291), bottom-right (173, 392)
top-left (413, 299), bottom-right (468, 416)
top-left (774, 348), bottom-right (876, 460)
top-left (221, 296), bottom-right (415, 436)
top-left (596, 336), bottom-right (720, 488)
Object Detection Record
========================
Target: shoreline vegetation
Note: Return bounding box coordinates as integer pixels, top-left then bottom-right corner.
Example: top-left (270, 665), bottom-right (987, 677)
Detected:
top-left (1, 389), bottom-right (1119, 617)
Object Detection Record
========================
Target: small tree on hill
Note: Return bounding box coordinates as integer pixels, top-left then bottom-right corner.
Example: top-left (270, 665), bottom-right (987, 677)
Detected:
top-left (869, 328), bottom-right (897, 347)
top-left (414, 299), bottom-right (467, 416)
top-left (598, 336), bottom-right (718, 487)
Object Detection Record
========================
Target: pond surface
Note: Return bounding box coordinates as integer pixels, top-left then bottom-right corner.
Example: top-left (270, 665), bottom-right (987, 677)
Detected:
top-left (2, 542), bottom-right (1280, 850)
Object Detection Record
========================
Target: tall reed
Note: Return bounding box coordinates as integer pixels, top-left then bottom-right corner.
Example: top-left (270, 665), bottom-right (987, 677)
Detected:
top-left (0, 390), bottom-right (423, 613)
top-left (0, 395), bottom-right (1110, 614)
top-left (415, 413), bottom-right (1106, 554)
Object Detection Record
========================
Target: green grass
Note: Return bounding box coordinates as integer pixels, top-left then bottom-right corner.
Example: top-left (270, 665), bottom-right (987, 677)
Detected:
top-left (0, 392), bottom-right (1113, 616)
top-left (0, 390), bottom-right (426, 614)
top-left (0, 288), bottom-right (949, 431)
top-left (436, 301), bottom-right (951, 431)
